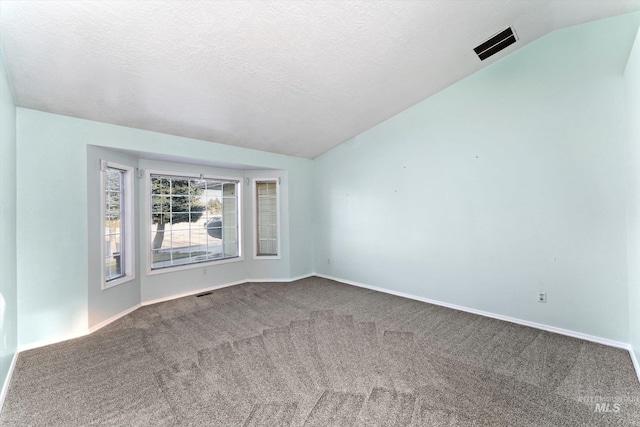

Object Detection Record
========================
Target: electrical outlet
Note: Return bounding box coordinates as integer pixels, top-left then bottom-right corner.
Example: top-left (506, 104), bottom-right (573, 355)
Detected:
top-left (537, 291), bottom-right (547, 303)
top-left (203, 268), bottom-right (207, 275)
top-left (327, 258), bottom-right (331, 265)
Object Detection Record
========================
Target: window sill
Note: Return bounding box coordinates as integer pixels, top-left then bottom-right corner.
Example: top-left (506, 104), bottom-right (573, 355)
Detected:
top-left (102, 274), bottom-right (136, 290)
top-left (253, 254), bottom-right (281, 260)
top-left (146, 255), bottom-right (244, 276)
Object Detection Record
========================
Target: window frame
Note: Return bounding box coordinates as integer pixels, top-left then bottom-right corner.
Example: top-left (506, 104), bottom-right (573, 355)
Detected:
top-left (252, 178), bottom-right (281, 260)
top-left (101, 160), bottom-right (135, 290)
top-left (145, 169), bottom-right (243, 275)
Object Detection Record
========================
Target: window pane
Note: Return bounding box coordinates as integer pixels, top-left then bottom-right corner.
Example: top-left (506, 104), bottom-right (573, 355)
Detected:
top-left (151, 174), bottom-right (239, 270)
top-left (151, 195), bottom-right (169, 214)
top-left (170, 221), bottom-right (191, 231)
top-left (171, 178), bottom-right (190, 192)
top-left (151, 177), bottom-right (171, 195)
top-left (222, 182), bottom-right (238, 257)
top-left (223, 183), bottom-right (235, 196)
top-left (191, 226), bottom-right (208, 247)
top-left (170, 230), bottom-right (190, 248)
top-left (151, 249), bottom-right (169, 268)
top-left (105, 167), bottom-right (125, 282)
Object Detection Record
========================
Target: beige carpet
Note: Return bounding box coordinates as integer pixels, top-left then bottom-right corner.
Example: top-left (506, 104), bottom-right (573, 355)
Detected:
top-left (1, 277), bottom-right (639, 426)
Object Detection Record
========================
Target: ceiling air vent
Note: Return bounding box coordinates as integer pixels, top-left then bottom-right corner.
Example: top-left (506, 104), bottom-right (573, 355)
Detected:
top-left (474, 27), bottom-right (517, 61)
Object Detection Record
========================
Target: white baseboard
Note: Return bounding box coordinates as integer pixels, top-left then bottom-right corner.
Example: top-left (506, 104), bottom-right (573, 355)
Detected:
top-left (143, 274), bottom-right (314, 306)
top-left (0, 351), bottom-right (18, 414)
top-left (19, 305), bottom-right (144, 351)
top-left (88, 303), bottom-right (142, 334)
top-left (142, 279), bottom-right (248, 306)
top-left (630, 346), bottom-right (640, 384)
top-left (17, 330), bottom-right (90, 353)
top-left (246, 273), bottom-right (314, 283)
top-left (314, 274), bottom-right (631, 350)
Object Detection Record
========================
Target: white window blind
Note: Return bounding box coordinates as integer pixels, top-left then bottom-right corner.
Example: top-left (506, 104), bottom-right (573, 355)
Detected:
top-left (256, 180), bottom-right (278, 256)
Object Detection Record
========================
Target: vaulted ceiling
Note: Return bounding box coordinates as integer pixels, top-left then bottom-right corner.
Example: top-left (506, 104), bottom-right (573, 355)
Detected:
top-left (1, 1), bottom-right (639, 158)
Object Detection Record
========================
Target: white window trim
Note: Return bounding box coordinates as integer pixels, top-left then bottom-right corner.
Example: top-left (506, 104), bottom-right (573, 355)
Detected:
top-left (101, 160), bottom-right (135, 290)
top-left (144, 169), bottom-right (244, 276)
top-left (252, 177), bottom-right (281, 260)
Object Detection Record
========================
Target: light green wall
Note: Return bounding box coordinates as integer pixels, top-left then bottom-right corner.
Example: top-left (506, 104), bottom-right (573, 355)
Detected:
top-left (16, 109), bottom-right (313, 347)
top-left (626, 25), bottom-right (640, 371)
top-left (0, 50), bottom-right (17, 403)
top-left (314, 13), bottom-right (640, 342)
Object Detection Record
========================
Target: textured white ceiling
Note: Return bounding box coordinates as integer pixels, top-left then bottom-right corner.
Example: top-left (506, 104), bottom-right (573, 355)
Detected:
top-left (1, 1), bottom-right (640, 158)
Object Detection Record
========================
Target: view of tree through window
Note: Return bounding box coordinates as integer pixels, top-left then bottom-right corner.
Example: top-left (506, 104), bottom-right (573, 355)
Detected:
top-left (150, 174), bottom-right (239, 269)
